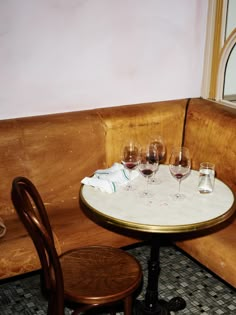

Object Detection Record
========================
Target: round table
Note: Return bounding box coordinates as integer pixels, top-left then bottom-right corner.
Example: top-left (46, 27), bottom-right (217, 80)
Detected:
top-left (80, 165), bottom-right (235, 314)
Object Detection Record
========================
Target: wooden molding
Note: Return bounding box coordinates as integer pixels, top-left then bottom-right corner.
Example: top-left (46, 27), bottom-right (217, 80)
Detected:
top-left (209, 0), bottom-right (225, 99)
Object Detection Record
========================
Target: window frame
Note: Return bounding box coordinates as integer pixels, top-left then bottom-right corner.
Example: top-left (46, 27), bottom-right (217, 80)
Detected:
top-left (202, 0), bottom-right (236, 107)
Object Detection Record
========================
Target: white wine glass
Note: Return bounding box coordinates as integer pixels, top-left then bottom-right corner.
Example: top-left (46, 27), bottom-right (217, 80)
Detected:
top-left (169, 146), bottom-right (191, 200)
top-left (121, 141), bottom-right (140, 191)
top-left (149, 136), bottom-right (166, 184)
top-left (138, 145), bottom-right (159, 198)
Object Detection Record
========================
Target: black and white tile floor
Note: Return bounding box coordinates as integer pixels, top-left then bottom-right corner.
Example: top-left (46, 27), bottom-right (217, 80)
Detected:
top-left (0, 244), bottom-right (235, 314)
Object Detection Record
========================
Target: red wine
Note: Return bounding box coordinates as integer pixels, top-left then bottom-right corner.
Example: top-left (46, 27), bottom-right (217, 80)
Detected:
top-left (124, 162), bottom-right (138, 170)
top-left (148, 155), bottom-right (158, 164)
top-left (141, 169), bottom-right (153, 176)
top-left (174, 173), bottom-right (184, 180)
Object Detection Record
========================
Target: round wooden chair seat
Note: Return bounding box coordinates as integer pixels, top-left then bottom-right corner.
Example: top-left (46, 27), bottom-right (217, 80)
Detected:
top-left (60, 245), bottom-right (142, 305)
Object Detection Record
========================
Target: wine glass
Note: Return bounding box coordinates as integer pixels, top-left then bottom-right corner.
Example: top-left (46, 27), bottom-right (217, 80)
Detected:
top-left (149, 136), bottom-right (166, 184)
top-left (121, 141), bottom-right (140, 191)
top-left (138, 145), bottom-right (159, 198)
top-left (169, 146), bottom-right (191, 200)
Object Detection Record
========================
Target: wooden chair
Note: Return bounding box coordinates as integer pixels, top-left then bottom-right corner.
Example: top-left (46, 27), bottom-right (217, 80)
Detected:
top-left (11, 177), bottom-right (142, 315)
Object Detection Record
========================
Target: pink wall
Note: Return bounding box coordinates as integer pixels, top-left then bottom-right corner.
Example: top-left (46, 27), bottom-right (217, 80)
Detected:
top-left (0, 0), bottom-right (208, 119)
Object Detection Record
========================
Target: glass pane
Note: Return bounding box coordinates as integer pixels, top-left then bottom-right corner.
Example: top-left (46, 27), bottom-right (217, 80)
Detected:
top-left (223, 43), bottom-right (236, 103)
top-left (226, 0), bottom-right (236, 38)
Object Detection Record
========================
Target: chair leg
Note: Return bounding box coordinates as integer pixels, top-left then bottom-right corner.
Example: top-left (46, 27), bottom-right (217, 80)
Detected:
top-left (124, 296), bottom-right (132, 315)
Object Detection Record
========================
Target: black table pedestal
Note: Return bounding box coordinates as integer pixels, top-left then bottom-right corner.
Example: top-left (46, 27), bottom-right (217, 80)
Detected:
top-left (134, 237), bottom-right (186, 315)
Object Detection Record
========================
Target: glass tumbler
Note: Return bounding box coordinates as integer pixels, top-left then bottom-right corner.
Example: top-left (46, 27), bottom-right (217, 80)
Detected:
top-left (198, 162), bottom-right (215, 193)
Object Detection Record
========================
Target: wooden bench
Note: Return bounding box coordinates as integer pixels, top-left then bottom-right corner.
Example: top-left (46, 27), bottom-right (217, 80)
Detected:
top-left (0, 97), bottom-right (235, 288)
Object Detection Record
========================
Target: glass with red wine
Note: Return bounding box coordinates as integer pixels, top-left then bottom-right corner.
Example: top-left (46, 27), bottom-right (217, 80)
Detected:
top-left (169, 146), bottom-right (191, 200)
top-left (138, 144), bottom-right (159, 198)
top-left (149, 135), bottom-right (166, 184)
top-left (121, 141), bottom-right (140, 191)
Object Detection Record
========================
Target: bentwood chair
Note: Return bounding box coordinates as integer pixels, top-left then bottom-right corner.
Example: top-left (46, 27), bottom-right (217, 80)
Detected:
top-left (11, 177), bottom-right (142, 315)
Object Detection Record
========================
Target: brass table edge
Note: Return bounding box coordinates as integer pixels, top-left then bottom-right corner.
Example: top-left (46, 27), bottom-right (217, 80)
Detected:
top-left (79, 185), bottom-right (236, 234)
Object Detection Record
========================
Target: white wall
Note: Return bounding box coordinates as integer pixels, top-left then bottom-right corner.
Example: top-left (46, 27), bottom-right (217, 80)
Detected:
top-left (0, 0), bottom-right (208, 119)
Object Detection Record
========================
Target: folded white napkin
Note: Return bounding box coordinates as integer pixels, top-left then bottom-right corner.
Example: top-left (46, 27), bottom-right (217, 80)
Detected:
top-left (81, 163), bottom-right (139, 193)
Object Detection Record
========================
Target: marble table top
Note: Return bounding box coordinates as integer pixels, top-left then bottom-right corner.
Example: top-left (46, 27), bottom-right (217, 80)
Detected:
top-left (80, 165), bottom-right (235, 233)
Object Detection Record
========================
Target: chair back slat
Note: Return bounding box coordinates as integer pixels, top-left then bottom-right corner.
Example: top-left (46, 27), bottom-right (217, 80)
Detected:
top-left (11, 177), bottom-right (65, 315)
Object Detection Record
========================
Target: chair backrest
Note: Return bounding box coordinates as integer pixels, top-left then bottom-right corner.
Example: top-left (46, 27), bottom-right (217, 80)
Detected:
top-left (11, 177), bottom-right (65, 315)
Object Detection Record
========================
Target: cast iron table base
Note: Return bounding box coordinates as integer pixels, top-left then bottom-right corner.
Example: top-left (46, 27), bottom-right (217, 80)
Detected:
top-left (134, 237), bottom-right (186, 315)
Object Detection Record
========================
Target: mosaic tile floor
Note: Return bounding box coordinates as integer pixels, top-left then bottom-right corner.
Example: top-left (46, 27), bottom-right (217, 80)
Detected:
top-left (0, 244), bottom-right (235, 314)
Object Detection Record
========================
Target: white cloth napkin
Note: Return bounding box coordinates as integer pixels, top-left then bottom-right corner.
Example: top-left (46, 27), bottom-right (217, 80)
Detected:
top-left (81, 163), bottom-right (139, 193)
